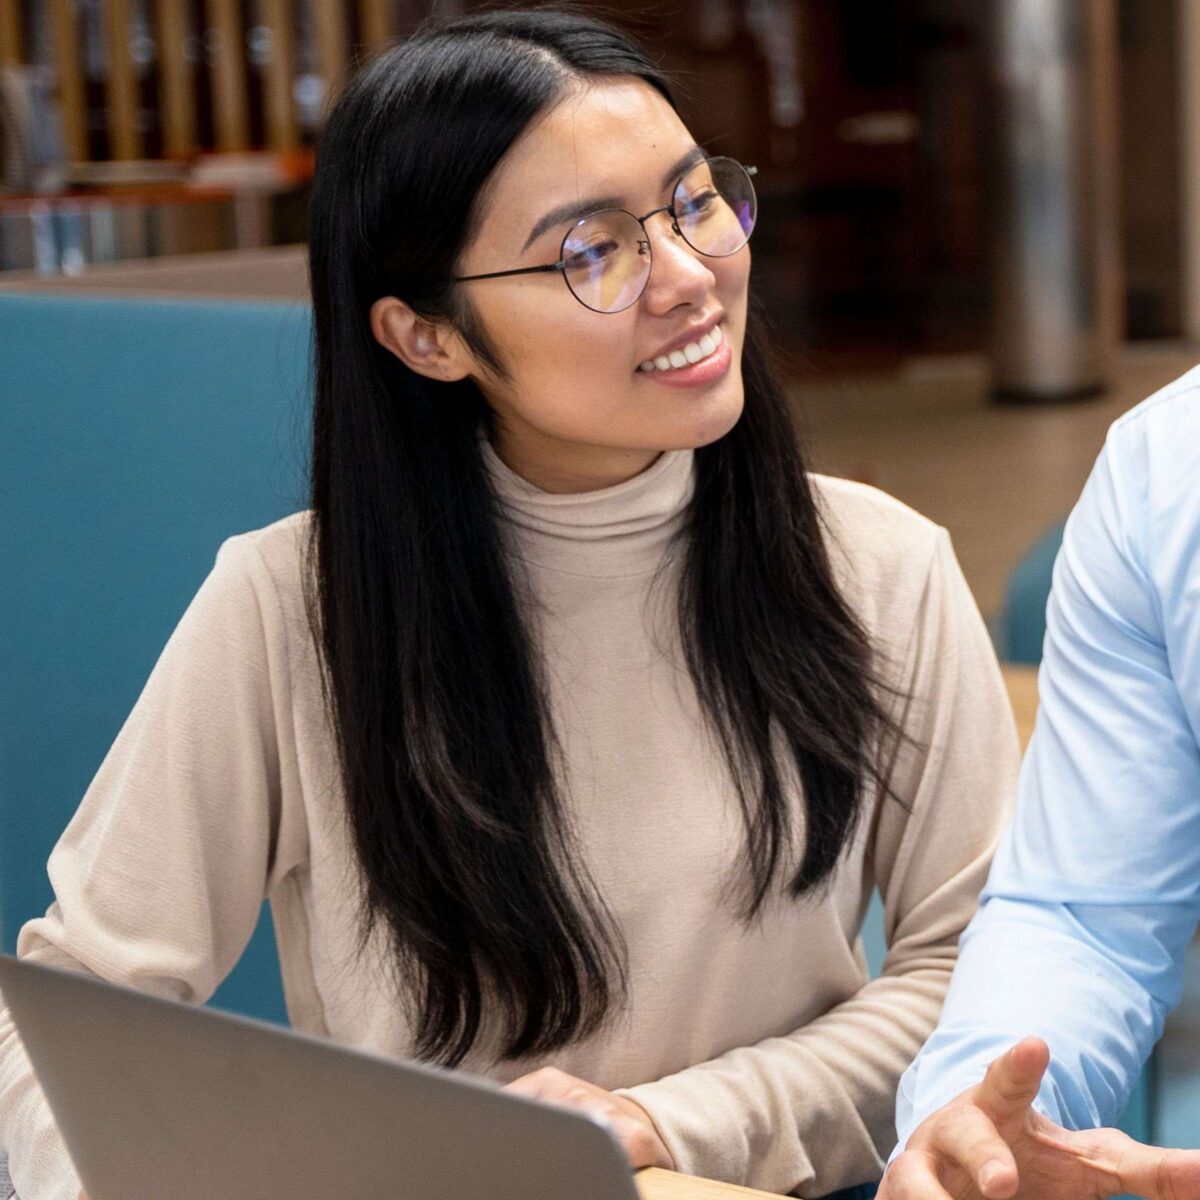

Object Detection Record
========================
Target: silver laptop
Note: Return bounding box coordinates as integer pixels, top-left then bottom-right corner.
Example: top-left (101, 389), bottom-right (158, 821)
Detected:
top-left (0, 955), bottom-right (641, 1200)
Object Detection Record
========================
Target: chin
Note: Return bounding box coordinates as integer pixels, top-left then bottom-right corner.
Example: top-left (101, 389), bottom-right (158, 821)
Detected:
top-left (675, 386), bottom-right (746, 450)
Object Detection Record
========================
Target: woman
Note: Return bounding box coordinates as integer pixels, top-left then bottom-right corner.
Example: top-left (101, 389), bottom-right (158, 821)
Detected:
top-left (0, 10), bottom-right (1018, 1199)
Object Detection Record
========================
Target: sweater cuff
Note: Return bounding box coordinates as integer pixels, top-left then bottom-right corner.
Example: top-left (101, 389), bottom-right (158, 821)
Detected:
top-left (617, 1073), bottom-right (756, 1186)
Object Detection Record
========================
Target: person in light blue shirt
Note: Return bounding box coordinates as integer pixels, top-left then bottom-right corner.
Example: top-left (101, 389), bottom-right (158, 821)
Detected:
top-left (881, 371), bottom-right (1200, 1200)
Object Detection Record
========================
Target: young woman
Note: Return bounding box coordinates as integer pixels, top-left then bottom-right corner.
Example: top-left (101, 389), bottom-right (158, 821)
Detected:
top-left (0, 10), bottom-right (1018, 1200)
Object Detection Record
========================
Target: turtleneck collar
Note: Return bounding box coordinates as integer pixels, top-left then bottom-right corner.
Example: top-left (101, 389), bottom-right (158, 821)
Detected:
top-left (481, 440), bottom-right (695, 579)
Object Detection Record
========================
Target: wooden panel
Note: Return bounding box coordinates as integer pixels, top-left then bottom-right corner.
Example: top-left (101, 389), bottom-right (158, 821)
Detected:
top-left (206, 0), bottom-right (250, 149)
top-left (156, 0), bottom-right (197, 156)
top-left (0, 0), bottom-right (22, 66)
top-left (358, 0), bottom-right (392, 54)
top-left (48, 0), bottom-right (87, 160)
top-left (103, 0), bottom-right (142, 159)
top-left (260, 0), bottom-right (298, 150)
top-left (312, 0), bottom-right (347, 100)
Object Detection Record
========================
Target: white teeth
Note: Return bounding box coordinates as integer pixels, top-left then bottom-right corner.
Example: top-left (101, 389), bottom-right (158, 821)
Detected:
top-left (638, 324), bottom-right (723, 372)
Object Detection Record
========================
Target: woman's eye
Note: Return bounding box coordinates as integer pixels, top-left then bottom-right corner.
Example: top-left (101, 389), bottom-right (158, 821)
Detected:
top-left (564, 239), bottom-right (621, 271)
top-left (679, 189), bottom-right (719, 217)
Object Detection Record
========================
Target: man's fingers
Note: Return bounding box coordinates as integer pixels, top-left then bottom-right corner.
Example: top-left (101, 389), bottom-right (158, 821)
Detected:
top-left (930, 1106), bottom-right (1019, 1199)
top-left (882, 1149), bottom-right (957, 1200)
top-left (1106, 1136), bottom-right (1200, 1200)
top-left (978, 1037), bottom-right (1050, 1121)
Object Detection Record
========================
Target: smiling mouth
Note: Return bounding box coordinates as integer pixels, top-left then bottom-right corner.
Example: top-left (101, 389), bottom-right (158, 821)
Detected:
top-left (636, 323), bottom-right (724, 374)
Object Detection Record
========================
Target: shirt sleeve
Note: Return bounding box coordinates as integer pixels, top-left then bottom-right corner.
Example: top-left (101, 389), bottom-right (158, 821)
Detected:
top-left (0, 536), bottom-right (304, 1200)
top-left (894, 417), bottom-right (1200, 1150)
top-left (620, 529), bottom-right (1020, 1196)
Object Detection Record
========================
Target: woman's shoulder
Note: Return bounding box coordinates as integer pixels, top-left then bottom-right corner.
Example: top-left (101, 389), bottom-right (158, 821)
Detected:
top-left (205, 511), bottom-right (314, 622)
top-left (810, 473), bottom-right (943, 560)
top-left (808, 474), bottom-right (947, 619)
top-left (219, 510), bottom-right (313, 568)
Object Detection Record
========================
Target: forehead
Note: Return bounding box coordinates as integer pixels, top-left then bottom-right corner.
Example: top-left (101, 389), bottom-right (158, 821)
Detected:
top-left (482, 78), bottom-right (693, 221)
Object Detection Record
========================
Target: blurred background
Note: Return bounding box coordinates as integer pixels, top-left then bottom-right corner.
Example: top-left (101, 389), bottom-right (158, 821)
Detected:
top-left (2, 0), bottom-right (1198, 1175)
top-left (3, 0), bottom-right (1196, 612)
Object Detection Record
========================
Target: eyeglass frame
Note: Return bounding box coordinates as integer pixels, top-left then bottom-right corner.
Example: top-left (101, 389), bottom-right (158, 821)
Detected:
top-left (451, 157), bottom-right (758, 309)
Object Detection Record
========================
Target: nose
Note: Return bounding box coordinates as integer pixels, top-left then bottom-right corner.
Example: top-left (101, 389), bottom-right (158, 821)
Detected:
top-left (639, 210), bottom-right (715, 314)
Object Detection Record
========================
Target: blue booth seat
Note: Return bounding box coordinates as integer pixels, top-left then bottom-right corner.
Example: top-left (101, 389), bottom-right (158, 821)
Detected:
top-left (1000, 521), bottom-right (1066, 665)
top-left (1, 292), bottom-right (313, 1023)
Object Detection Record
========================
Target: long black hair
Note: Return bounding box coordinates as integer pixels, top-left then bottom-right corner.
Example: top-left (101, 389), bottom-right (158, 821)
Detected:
top-left (308, 8), bottom-right (902, 1068)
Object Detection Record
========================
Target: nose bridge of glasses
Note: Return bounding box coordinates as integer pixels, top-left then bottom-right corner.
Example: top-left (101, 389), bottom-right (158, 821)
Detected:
top-left (642, 205), bottom-right (713, 278)
top-left (637, 204), bottom-right (682, 242)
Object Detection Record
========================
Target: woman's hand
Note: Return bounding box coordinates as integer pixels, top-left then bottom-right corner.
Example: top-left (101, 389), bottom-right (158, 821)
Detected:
top-left (504, 1067), bottom-right (675, 1170)
top-left (880, 1038), bottom-right (1200, 1200)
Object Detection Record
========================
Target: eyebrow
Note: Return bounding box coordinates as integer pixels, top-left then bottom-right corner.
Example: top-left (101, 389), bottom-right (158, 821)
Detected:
top-left (520, 144), bottom-right (708, 254)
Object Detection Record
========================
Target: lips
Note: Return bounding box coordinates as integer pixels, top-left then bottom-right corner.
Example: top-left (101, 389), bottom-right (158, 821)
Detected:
top-left (637, 322), bottom-right (724, 373)
top-left (638, 312), bottom-right (725, 368)
top-left (637, 327), bottom-right (732, 389)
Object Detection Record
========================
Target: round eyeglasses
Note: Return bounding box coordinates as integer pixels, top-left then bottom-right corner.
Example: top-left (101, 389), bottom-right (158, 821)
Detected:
top-left (454, 156), bottom-right (757, 314)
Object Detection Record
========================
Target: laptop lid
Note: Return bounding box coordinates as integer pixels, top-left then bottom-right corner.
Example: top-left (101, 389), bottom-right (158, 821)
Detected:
top-left (0, 955), bottom-right (642, 1200)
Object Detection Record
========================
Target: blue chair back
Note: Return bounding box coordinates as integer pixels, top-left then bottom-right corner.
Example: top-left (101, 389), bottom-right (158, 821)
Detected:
top-left (0, 292), bottom-right (312, 1022)
top-left (1000, 522), bottom-right (1065, 664)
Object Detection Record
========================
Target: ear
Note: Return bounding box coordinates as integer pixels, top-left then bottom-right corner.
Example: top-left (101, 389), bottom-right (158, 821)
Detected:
top-left (369, 296), bottom-right (473, 382)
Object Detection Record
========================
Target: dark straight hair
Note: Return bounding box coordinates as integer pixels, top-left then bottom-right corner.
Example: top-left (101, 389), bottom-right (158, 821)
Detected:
top-left (308, 7), bottom-right (902, 1068)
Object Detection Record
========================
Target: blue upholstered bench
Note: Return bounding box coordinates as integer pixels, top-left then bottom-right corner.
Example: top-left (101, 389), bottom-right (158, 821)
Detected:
top-left (1000, 521), bottom-right (1066, 665)
top-left (0, 291), bottom-right (311, 1023)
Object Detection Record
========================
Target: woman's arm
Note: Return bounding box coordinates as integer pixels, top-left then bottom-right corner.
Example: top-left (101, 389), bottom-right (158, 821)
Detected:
top-left (0, 534), bottom-right (305, 1200)
top-left (615, 530), bottom-right (1020, 1197)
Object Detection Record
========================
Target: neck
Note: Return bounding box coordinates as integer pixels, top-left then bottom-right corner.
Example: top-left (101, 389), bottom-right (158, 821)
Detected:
top-left (490, 425), bottom-right (662, 495)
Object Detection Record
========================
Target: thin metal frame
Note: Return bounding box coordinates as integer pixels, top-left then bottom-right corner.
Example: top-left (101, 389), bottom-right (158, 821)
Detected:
top-left (453, 159), bottom-right (758, 307)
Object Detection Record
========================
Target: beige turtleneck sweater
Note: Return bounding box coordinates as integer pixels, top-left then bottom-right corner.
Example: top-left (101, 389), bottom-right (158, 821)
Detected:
top-left (0, 449), bottom-right (1018, 1199)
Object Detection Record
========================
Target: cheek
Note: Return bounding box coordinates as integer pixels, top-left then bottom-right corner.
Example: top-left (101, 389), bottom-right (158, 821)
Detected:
top-left (507, 297), bottom-right (630, 387)
top-left (473, 289), bottom-right (639, 425)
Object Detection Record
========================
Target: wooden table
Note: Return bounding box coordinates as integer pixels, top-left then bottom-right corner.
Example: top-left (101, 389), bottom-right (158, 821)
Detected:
top-left (637, 1167), bottom-right (781, 1198)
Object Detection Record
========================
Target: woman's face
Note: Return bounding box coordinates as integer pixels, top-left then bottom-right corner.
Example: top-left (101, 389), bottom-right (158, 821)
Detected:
top-left (455, 78), bottom-right (751, 492)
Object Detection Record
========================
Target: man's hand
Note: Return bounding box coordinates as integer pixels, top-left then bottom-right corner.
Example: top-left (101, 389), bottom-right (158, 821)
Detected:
top-left (881, 1037), bottom-right (1200, 1200)
top-left (504, 1067), bottom-right (675, 1170)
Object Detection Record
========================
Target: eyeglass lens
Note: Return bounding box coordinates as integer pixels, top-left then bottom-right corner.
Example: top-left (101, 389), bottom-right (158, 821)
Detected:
top-left (560, 157), bottom-right (757, 313)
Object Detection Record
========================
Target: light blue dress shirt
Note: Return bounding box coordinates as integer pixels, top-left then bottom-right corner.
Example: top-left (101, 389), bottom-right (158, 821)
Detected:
top-left (895, 367), bottom-right (1200, 1147)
